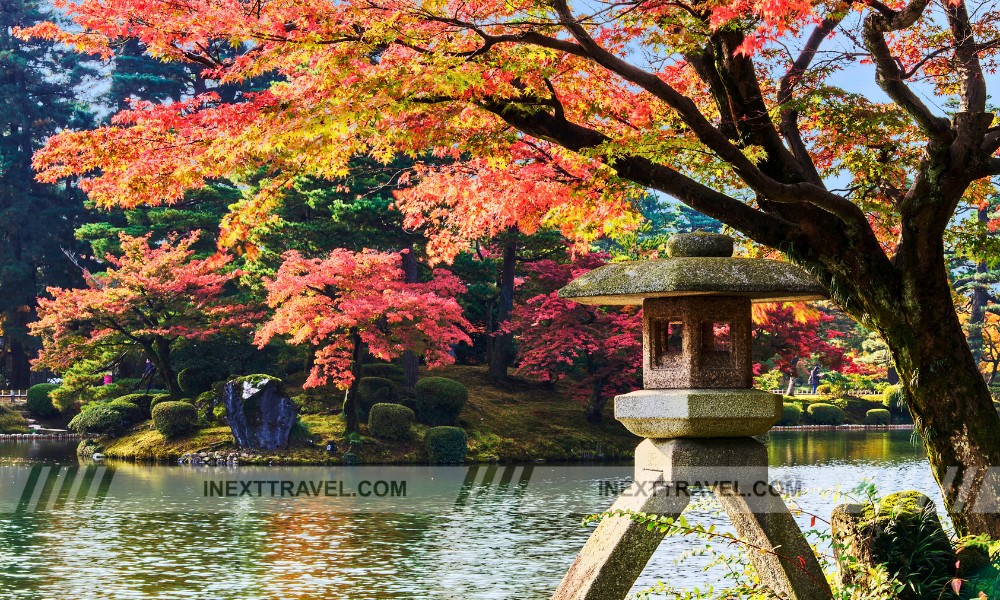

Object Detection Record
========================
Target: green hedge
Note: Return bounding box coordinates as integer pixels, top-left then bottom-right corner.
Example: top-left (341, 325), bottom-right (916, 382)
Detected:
top-left (815, 383), bottom-right (832, 395)
top-left (26, 384), bottom-right (60, 418)
top-left (361, 363), bottom-right (406, 384)
top-left (148, 394), bottom-right (176, 413)
top-left (369, 403), bottom-right (415, 440)
top-left (806, 403), bottom-right (846, 426)
top-left (116, 393), bottom-right (155, 418)
top-left (151, 401), bottom-right (198, 438)
top-left (866, 408), bottom-right (891, 426)
top-left (68, 402), bottom-right (141, 437)
top-left (415, 378), bottom-right (468, 426)
top-left (832, 396), bottom-right (885, 421)
top-left (425, 426), bottom-right (467, 464)
top-left (0, 405), bottom-right (29, 434)
top-left (103, 400), bottom-right (144, 425)
top-left (777, 403), bottom-right (802, 426)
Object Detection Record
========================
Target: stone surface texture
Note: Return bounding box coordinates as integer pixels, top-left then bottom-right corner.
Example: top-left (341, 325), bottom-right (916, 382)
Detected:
top-left (666, 231), bottom-right (734, 258)
top-left (643, 296), bottom-right (751, 388)
top-left (616, 389), bottom-right (782, 438)
top-left (557, 257), bottom-right (826, 305)
top-left (223, 375), bottom-right (298, 451)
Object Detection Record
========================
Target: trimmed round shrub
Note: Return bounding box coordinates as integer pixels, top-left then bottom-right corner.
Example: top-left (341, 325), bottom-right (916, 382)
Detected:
top-left (69, 404), bottom-right (136, 436)
top-left (103, 400), bottom-right (144, 425)
top-left (425, 426), bottom-right (467, 464)
top-left (361, 363), bottom-right (406, 384)
top-left (116, 393), bottom-right (155, 418)
top-left (148, 394), bottom-right (175, 413)
top-left (415, 377), bottom-right (468, 426)
top-left (357, 377), bottom-right (397, 422)
top-left (832, 396), bottom-right (885, 421)
top-left (866, 408), bottom-right (891, 426)
top-left (26, 384), bottom-right (60, 418)
top-left (151, 401), bottom-right (198, 438)
top-left (777, 403), bottom-right (802, 426)
top-left (806, 403), bottom-right (846, 426)
top-left (369, 403), bottom-right (415, 440)
top-left (815, 383), bottom-right (832, 395)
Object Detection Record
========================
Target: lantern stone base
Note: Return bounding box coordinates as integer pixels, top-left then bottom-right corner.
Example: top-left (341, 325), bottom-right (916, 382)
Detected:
top-left (551, 438), bottom-right (832, 600)
top-left (614, 388), bottom-right (781, 438)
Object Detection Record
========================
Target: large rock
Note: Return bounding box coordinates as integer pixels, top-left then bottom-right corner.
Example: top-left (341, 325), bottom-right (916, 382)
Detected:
top-left (223, 375), bottom-right (298, 450)
top-left (831, 491), bottom-right (955, 599)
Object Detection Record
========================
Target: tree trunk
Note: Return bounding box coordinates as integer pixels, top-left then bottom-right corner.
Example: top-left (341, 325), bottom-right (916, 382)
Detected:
top-left (875, 226), bottom-right (1000, 536)
top-left (584, 376), bottom-right (609, 424)
top-left (400, 247), bottom-right (420, 389)
top-left (342, 329), bottom-right (363, 434)
top-left (7, 338), bottom-right (31, 389)
top-left (784, 358), bottom-right (799, 397)
top-left (489, 235), bottom-right (517, 380)
top-left (149, 338), bottom-right (180, 397)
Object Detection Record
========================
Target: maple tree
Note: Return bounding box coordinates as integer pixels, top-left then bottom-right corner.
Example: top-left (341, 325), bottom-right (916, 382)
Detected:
top-left (508, 254), bottom-right (641, 423)
top-left (255, 249), bottom-right (473, 432)
top-left (752, 303), bottom-right (860, 390)
top-left (21, 0), bottom-right (1000, 533)
top-left (30, 233), bottom-right (257, 397)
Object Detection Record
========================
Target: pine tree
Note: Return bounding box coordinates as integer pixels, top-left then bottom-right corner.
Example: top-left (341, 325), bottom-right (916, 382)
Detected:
top-left (0, 0), bottom-right (95, 387)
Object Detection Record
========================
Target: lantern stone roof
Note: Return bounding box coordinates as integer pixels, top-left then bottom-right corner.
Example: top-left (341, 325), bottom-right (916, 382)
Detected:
top-left (558, 232), bottom-right (827, 305)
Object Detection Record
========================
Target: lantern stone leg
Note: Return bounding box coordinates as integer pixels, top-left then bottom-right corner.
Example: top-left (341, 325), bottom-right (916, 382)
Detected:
top-left (552, 438), bottom-right (831, 600)
top-left (551, 468), bottom-right (690, 600)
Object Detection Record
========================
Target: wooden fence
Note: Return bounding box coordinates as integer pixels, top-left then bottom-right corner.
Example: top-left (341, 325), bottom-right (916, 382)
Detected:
top-left (0, 390), bottom-right (27, 404)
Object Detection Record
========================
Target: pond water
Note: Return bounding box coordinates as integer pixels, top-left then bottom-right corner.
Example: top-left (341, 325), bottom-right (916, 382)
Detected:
top-left (0, 431), bottom-right (936, 599)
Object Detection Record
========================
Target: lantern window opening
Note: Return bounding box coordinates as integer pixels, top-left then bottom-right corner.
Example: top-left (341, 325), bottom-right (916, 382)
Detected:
top-left (651, 319), bottom-right (684, 368)
top-left (701, 321), bottom-right (734, 369)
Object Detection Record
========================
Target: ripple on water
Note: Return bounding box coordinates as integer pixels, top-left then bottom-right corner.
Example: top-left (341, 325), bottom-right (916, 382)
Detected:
top-left (0, 430), bottom-right (936, 598)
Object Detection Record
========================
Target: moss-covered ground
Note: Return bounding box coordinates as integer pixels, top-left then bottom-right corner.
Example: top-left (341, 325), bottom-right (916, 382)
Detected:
top-left (100, 365), bottom-right (640, 464)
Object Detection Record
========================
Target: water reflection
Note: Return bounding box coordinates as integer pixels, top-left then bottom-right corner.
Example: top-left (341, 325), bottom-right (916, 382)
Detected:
top-left (767, 429), bottom-right (925, 466)
top-left (0, 431), bottom-right (937, 598)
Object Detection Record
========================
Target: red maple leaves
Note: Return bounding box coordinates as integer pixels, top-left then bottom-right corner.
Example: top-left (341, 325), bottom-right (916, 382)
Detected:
top-left (256, 249), bottom-right (474, 388)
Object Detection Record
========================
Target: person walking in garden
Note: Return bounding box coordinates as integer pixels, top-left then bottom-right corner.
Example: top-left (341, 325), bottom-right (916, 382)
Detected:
top-left (808, 365), bottom-right (822, 395)
top-left (143, 359), bottom-right (156, 392)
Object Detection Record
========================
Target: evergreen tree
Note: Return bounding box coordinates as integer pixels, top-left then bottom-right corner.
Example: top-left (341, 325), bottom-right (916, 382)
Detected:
top-left (0, 0), bottom-right (95, 387)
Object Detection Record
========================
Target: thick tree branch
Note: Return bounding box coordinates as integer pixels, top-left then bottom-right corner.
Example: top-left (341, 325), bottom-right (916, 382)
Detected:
top-left (945, 1), bottom-right (987, 115)
top-left (545, 0), bottom-right (866, 225)
top-left (479, 99), bottom-right (796, 249)
top-left (862, 0), bottom-right (952, 142)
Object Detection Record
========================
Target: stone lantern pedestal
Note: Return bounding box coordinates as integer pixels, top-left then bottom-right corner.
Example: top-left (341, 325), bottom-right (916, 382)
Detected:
top-left (551, 233), bottom-right (833, 600)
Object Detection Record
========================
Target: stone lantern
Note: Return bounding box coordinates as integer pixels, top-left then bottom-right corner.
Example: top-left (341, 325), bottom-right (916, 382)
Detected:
top-left (551, 233), bottom-right (832, 600)
top-left (558, 231), bottom-right (825, 438)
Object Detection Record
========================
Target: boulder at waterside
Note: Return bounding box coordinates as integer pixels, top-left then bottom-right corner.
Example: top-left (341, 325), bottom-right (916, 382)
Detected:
top-left (223, 375), bottom-right (298, 450)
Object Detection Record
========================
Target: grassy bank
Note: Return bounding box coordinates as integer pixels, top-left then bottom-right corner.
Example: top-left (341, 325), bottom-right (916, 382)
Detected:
top-left (100, 365), bottom-right (640, 464)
